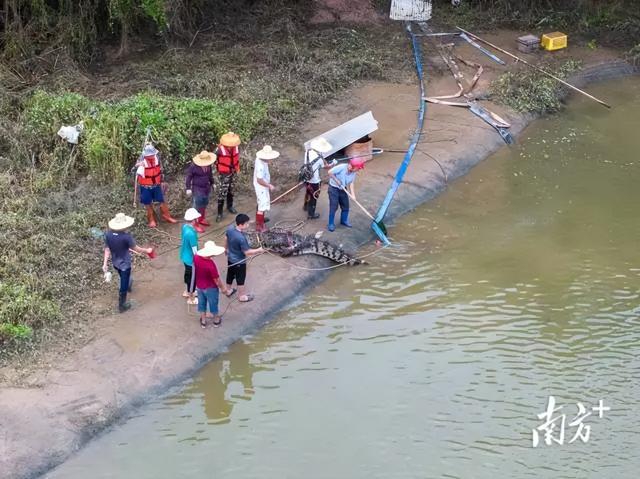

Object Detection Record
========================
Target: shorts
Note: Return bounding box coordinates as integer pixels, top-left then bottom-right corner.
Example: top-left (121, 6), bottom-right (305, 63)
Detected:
top-left (193, 195), bottom-right (209, 209)
top-left (255, 187), bottom-right (271, 212)
top-left (139, 185), bottom-right (164, 205)
top-left (197, 287), bottom-right (219, 314)
top-left (226, 262), bottom-right (247, 286)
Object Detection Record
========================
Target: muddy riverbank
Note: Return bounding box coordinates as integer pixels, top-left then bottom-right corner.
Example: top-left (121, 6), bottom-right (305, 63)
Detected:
top-left (0, 40), bottom-right (636, 479)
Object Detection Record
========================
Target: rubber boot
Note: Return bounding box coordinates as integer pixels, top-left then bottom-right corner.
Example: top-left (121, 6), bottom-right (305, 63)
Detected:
top-left (198, 208), bottom-right (210, 226)
top-left (216, 200), bottom-right (224, 223)
top-left (340, 209), bottom-right (352, 228)
top-left (159, 203), bottom-right (177, 223)
top-left (193, 221), bottom-right (205, 233)
top-left (327, 210), bottom-right (336, 232)
top-left (118, 292), bottom-right (131, 313)
top-left (256, 212), bottom-right (266, 233)
top-left (145, 205), bottom-right (157, 228)
top-left (227, 192), bottom-right (237, 214)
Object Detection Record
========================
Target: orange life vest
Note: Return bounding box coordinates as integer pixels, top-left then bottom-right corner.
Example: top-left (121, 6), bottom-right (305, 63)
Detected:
top-left (137, 155), bottom-right (162, 186)
top-left (216, 145), bottom-right (240, 175)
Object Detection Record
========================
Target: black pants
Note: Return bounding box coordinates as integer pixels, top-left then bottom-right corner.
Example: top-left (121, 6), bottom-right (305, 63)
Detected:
top-left (305, 182), bottom-right (320, 216)
top-left (184, 263), bottom-right (195, 293)
top-left (226, 262), bottom-right (247, 286)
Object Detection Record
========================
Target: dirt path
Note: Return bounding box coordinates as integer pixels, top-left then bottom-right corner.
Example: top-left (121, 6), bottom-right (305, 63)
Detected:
top-left (0, 32), bottom-right (633, 479)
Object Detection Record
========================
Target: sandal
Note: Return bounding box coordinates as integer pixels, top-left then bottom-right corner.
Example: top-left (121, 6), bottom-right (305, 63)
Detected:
top-left (200, 317), bottom-right (207, 329)
top-left (225, 288), bottom-right (237, 298)
top-left (238, 294), bottom-right (255, 303)
top-left (212, 318), bottom-right (222, 328)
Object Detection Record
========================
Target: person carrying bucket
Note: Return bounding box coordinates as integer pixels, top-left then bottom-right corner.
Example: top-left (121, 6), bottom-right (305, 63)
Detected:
top-left (185, 150), bottom-right (216, 232)
top-left (136, 143), bottom-right (177, 227)
top-left (302, 137), bottom-right (333, 220)
top-left (253, 145), bottom-right (279, 232)
top-left (326, 157), bottom-right (365, 232)
top-left (102, 213), bottom-right (154, 313)
top-left (214, 132), bottom-right (241, 223)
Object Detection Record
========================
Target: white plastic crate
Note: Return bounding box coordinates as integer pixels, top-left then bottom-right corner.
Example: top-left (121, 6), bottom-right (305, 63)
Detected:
top-left (390, 0), bottom-right (432, 21)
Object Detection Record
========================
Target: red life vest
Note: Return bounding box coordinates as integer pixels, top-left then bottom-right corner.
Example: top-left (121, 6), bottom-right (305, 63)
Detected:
top-left (216, 145), bottom-right (240, 175)
top-left (137, 155), bottom-right (162, 186)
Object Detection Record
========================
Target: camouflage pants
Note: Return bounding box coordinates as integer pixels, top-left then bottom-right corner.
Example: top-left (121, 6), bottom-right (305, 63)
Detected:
top-left (216, 173), bottom-right (235, 203)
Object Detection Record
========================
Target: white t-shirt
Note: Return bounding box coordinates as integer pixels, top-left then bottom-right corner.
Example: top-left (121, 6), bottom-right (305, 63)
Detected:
top-left (305, 150), bottom-right (325, 184)
top-left (253, 158), bottom-right (270, 192)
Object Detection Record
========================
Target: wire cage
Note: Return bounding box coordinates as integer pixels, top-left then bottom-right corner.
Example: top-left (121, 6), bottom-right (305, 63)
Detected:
top-left (389, 0), bottom-right (432, 21)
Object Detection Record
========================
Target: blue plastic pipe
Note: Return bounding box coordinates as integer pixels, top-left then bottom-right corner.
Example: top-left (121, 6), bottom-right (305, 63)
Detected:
top-left (371, 23), bottom-right (426, 245)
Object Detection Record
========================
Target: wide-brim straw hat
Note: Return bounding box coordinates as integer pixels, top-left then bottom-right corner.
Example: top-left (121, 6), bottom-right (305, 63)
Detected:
top-left (193, 150), bottom-right (217, 167)
top-left (220, 131), bottom-right (241, 147)
top-left (197, 240), bottom-right (225, 257)
top-left (108, 212), bottom-right (135, 231)
top-left (256, 145), bottom-right (280, 161)
top-left (184, 208), bottom-right (202, 221)
top-left (309, 137), bottom-right (332, 154)
top-left (142, 144), bottom-right (158, 157)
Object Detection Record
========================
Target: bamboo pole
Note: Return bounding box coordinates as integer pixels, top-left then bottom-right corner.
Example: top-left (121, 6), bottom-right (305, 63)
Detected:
top-left (456, 27), bottom-right (612, 109)
top-left (271, 182), bottom-right (304, 204)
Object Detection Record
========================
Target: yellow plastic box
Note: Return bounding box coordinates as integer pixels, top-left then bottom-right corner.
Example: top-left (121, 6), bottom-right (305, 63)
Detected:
top-left (541, 32), bottom-right (568, 51)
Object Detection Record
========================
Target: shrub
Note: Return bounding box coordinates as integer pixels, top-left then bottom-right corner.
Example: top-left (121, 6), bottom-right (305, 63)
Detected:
top-left (489, 60), bottom-right (582, 114)
top-left (22, 91), bottom-right (268, 181)
top-left (0, 282), bottom-right (58, 343)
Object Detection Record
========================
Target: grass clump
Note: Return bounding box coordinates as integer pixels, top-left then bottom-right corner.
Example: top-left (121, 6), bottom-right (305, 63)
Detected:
top-left (23, 91), bottom-right (268, 181)
top-left (489, 60), bottom-right (582, 114)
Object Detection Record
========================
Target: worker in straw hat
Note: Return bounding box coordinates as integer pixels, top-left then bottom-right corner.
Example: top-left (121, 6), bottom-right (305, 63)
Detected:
top-left (185, 150), bottom-right (216, 232)
top-left (193, 240), bottom-right (233, 328)
top-left (136, 143), bottom-right (177, 227)
top-left (214, 132), bottom-right (242, 223)
top-left (302, 137), bottom-right (333, 220)
top-left (102, 213), bottom-right (153, 313)
top-left (180, 207), bottom-right (203, 305)
top-left (253, 145), bottom-right (279, 232)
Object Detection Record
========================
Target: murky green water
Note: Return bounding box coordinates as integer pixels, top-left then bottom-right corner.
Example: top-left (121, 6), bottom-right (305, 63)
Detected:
top-left (47, 78), bottom-right (640, 478)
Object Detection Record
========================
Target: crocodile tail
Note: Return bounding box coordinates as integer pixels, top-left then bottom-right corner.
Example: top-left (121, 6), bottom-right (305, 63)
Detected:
top-left (293, 238), bottom-right (362, 265)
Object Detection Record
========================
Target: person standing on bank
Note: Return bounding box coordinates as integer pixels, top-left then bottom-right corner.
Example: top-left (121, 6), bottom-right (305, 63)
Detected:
top-left (136, 143), bottom-right (177, 228)
top-left (302, 137), bottom-right (333, 220)
top-left (326, 157), bottom-right (366, 232)
top-left (180, 208), bottom-right (202, 305)
top-left (194, 241), bottom-right (233, 328)
top-left (224, 214), bottom-right (264, 303)
top-left (214, 132), bottom-right (241, 223)
top-left (253, 145), bottom-right (279, 232)
top-left (185, 150), bottom-right (216, 232)
top-left (103, 213), bottom-right (153, 313)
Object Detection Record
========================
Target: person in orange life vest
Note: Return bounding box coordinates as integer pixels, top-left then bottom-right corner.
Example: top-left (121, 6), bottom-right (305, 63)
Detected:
top-left (253, 145), bottom-right (279, 233)
top-left (214, 132), bottom-right (241, 223)
top-left (136, 143), bottom-right (177, 228)
top-left (185, 150), bottom-right (216, 232)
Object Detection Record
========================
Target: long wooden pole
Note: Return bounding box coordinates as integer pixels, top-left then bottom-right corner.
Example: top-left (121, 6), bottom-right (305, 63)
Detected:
top-left (271, 182), bottom-right (304, 204)
top-left (456, 27), bottom-right (612, 109)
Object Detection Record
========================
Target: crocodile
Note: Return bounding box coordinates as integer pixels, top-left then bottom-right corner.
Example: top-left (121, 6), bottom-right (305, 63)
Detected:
top-left (244, 230), bottom-right (363, 265)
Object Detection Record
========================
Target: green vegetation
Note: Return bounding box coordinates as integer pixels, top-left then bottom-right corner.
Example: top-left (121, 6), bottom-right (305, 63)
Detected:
top-left (0, 3), bottom-right (410, 361)
top-left (24, 91), bottom-right (267, 181)
top-left (433, 0), bottom-right (640, 47)
top-left (489, 60), bottom-right (582, 114)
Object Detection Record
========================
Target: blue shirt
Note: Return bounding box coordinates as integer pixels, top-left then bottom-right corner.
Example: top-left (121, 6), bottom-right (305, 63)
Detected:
top-left (180, 224), bottom-right (199, 266)
top-left (226, 224), bottom-right (250, 265)
top-left (328, 163), bottom-right (357, 188)
top-left (105, 231), bottom-right (135, 271)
